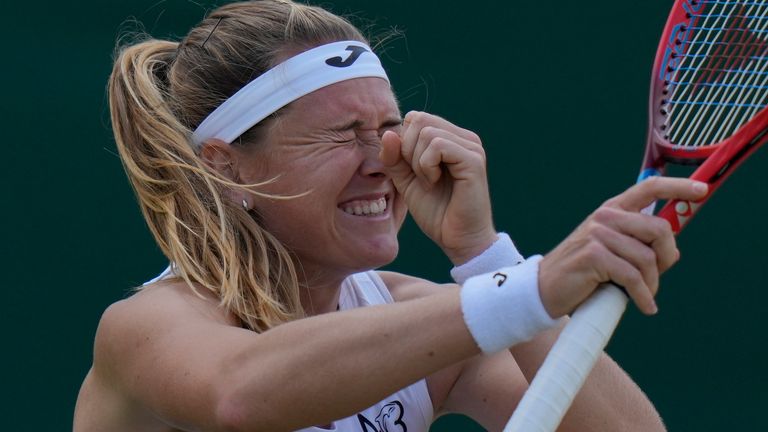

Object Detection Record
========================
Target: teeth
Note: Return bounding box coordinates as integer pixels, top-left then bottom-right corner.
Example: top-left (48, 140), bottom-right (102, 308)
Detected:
top-left (342, 197), bottom-right (387, 216)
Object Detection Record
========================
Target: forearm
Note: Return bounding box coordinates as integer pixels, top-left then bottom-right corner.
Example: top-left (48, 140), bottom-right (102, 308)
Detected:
top-left (509, 321), bottom-right (665, 431)
top-left (218, 286), bottom-right (478, 430)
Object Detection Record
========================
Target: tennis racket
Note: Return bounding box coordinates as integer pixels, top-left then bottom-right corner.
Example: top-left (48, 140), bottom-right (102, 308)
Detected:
top-left (505, 1), bottom-right (768, 431)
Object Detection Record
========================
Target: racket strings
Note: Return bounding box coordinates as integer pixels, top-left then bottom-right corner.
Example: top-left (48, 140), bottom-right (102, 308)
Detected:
top-left (666, 1), bottom-right (768, 145)
top-left (662, 0), bottom-right (768, 147)
top-left (663, 1), bottom-right (748, 143)
top-left (676, 2), bottom-right (767, 142)
top-left (692, 6), bottom-right (767, 145)
top-left (664, 1), bottom-right (750, 144)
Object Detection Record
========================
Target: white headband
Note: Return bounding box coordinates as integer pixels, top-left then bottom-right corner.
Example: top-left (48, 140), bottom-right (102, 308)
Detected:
top-left (192, 40), bottom-right (390, 147)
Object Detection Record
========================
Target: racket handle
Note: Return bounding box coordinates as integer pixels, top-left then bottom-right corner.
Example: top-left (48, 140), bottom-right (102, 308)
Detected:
top-left (503, 284), bottom-right (629, 432)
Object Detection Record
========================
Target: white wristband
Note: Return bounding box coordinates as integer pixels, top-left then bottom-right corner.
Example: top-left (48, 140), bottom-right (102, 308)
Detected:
top-left (460, 255), bottom-right (559, 354)
top-left (450, 233), bottom-right (525, 284)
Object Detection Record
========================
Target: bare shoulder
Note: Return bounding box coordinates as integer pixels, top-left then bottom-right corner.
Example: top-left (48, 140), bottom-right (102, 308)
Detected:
top-left (376, 271), bottom-right (457, 303)
top-left (94, 280), bottom-right (236, 373)
top-left (99, 280), bottom-right (234, 331)
top-left (76, 280), bottom-right (238, 431)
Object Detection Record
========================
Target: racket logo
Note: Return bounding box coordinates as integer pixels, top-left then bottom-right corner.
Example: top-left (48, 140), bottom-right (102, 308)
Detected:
top-left (674, 200), bottom-right (701, 229)
top-left (325, 45), bottom-right (368, 68)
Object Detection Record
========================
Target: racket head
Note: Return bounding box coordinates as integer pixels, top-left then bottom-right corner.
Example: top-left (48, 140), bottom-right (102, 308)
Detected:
top-left (642, 0), bottom-right (768, 232)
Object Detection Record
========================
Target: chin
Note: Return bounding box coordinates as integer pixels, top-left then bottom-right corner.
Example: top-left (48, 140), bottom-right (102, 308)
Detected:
top-left (355, 238), bottom-right (399, 271)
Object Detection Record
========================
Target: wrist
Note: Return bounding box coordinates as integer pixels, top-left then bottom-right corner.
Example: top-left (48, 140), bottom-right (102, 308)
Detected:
top-left (460, 256), bottom-right (559, 354)
top-left (450, 232), bottom-right (525, 284)
top-left (444, 229), bottom-right (499, 266)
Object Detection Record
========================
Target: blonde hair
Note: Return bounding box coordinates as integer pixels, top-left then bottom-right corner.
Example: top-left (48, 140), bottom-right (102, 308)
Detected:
top-left (109, 0), bottom-right (367, 332)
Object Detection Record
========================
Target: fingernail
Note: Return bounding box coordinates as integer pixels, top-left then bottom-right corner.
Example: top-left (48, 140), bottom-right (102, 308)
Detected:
top-left (692, 181), bottom-right (708, 194)
top-left (650, 301), bottom-right (659, 315)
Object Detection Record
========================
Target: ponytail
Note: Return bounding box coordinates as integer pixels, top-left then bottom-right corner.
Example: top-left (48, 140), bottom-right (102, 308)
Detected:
top-left (109, 39), bottom-right (304, 331)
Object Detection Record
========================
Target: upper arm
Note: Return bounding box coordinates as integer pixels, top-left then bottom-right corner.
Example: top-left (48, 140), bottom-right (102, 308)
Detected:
top-left (93, 285), bottom-right (254, 431)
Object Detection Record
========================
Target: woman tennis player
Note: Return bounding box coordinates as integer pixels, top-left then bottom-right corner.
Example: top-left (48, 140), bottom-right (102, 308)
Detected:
top-left (73, 1), bottom-right (708, 430)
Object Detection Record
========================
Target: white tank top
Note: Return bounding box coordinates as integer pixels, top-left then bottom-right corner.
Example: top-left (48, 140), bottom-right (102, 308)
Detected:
top-left (145, 267), bottom-right (434, 431)
top-left (296, 271), bottom-right (434, 432)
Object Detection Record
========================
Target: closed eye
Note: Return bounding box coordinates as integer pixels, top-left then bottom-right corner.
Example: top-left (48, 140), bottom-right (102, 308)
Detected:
top-left (329, 130), bottom-right (356, 143)
top-left (332, 138), bottom-right (356, 144)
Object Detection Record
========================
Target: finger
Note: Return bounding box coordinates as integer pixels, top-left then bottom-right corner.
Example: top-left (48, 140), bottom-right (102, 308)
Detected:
top-left (592, 208), bottom-right (679, 272)
top-left (380, 130), bottom-right (402, 167)
top-left (419, 138), bottom-right (484, 185)
top-left (412, 128), bottom-right (484, 185)
top-left (587, 222), bottom-right (661, 296)
top-left (380, 131), bottom-right (417, 193)
top-left (600, 251), bottom-right (658, 315)
top-left (401, 111), bottom-right (482, 168)
top-left (607, 177), bottom-right (709, 212)
top-left (403, 111), bottom-right (482, 144)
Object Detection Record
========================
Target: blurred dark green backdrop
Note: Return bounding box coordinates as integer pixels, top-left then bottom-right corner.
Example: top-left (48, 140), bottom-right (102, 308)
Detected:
top-left (4, 1), bottom-right (767, 430)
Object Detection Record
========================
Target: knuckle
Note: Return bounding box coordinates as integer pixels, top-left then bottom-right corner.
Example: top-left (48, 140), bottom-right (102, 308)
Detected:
top-left (469, 151), bottom-right (485, 165)
top-left (463, 129), bottom-right (482, 144)
top-left (430, 136), bottom-right (449, 149)
top-left (654, 216), bottom-right (673, 236)
top-left (464, 141), bottom-right (487, 160)
top-left (583, 220), bottom-right (608, 239)
top-left (639, 247), bottom-right (657, 267)
top-left (625, 268), bottom-right (644, 288)
top-left (406, 111), bottom-right (426, 127)
top-left (602, 196), bottom-right (620, 208)
top-left (420, 126), bottom-right (438, 140)
top-left (592, 207), bottom-right (617, 223)
top-left (644, 176), bottom-right (660, 188)
top-left (475, 145), bottom-right (486, 159)
top-left (465, 152), bottom-right (486, 169)
top-left (581, 241), bottom-right (607, 263)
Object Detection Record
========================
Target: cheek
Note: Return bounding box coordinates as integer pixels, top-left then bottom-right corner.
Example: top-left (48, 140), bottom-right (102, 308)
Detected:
top-left (268, 152), bottom-right (357, 196)
top-left (254, 199), bottom-right (323, 251)
top-left (392, 194), bottom-right (407, 229)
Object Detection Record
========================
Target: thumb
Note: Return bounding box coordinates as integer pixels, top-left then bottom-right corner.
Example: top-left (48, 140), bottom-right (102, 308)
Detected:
top-left (379, 130), bottom-right (403, 166)
top-left (380, 131), bottom-right (415, 190)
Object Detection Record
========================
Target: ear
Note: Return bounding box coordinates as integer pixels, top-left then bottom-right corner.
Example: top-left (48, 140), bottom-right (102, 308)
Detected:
top-left (199, 138), bottom-right (253, 208)
top-left (200, 138), bottom-right (237, 181)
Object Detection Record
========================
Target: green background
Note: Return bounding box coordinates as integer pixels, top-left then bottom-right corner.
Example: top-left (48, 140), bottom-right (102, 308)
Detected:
top-left (5, 0), bottom-right (767, 430)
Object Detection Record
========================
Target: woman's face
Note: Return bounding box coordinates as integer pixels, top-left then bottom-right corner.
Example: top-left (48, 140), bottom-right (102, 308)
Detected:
top-left (236, 77), bottom-right (406, 281)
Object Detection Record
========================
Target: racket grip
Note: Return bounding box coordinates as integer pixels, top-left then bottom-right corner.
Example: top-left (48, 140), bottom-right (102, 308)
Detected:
top-left (503, 284), bottom-right (629, 432)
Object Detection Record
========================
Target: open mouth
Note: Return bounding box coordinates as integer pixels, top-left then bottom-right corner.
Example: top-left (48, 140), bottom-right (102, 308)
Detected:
top-left (339, 194), bottom-right (390, 217)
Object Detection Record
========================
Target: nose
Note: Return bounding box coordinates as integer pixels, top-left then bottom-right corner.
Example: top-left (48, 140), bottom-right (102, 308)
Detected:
top-left (358, 136), bottom-right (387, 179)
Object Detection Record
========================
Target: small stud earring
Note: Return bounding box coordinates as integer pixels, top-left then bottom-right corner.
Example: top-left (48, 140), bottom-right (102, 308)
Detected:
top-left (242, 199), bottom-right (249, 211)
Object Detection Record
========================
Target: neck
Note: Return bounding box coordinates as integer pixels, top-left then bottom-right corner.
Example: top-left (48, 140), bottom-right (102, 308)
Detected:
top-left (298, 268), bottom-right (348, 316)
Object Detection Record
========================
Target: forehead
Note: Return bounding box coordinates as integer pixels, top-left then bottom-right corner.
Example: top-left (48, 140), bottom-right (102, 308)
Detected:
top-left (284, 77), bottom-right (400, 127)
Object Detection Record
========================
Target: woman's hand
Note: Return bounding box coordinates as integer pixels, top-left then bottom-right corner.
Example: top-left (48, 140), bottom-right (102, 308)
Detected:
top-left (380, 111), bottom-right (497, 265)
top-left (538, 177), bottom-right (709, 318)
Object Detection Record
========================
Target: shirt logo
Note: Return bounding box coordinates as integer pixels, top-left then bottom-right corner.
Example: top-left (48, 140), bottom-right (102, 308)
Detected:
top-left (357, 400), bottom-right (407, 432)
top-left (325, 45), bottom-right (369, 68)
